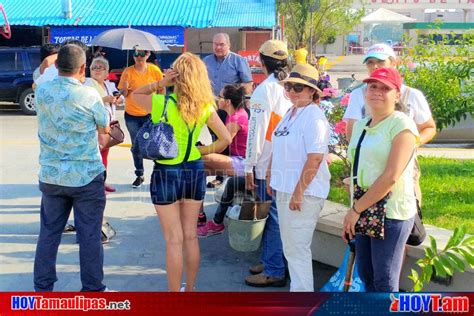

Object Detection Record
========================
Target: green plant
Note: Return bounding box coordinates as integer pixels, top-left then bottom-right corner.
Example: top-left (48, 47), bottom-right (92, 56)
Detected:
top-left (399, 30), bottom-right (474, 130)
top-left (320, 89), bottom-right (351, 176)
top-left (409, 225), bottom-right (474, 292)
top-left (277, 0), bottom-right (364, 50)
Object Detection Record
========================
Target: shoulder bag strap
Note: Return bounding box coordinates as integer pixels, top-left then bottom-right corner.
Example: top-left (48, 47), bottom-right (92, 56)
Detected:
top-left (182, 122), bottom-right (197, 163)
top-left (352, 119), bottom-right (372, 185)
top-left (160, 94), bottom-right (170, 122)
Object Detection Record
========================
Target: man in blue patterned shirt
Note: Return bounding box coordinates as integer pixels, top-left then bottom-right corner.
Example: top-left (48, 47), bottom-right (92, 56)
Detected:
top-left (34, 44), bottom-right (110, 292)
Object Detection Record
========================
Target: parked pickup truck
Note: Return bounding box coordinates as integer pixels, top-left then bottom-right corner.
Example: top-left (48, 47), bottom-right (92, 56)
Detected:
top-left (0, 47), bottom-right (40, 115)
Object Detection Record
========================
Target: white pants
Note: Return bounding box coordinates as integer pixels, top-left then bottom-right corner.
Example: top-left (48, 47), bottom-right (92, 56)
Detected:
top-left (276, 191), bottom-right (325, 292)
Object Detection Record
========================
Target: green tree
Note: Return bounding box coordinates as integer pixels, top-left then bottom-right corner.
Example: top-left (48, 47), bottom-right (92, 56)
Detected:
top-left (277, 0), bottom-right (364, 51)
top-left (399, 30), bottom-right (474, 130)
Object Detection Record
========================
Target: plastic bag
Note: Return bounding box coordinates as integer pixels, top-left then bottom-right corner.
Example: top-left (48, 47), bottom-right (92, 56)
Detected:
top-left (227, 205), bottom-right (241, 220)
top-left (320, 246), bottom-right (365, 292)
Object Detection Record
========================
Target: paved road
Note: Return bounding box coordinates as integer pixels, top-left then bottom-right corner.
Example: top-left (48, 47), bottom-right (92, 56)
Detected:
top-left (0, 111), bottom-right (336, 292)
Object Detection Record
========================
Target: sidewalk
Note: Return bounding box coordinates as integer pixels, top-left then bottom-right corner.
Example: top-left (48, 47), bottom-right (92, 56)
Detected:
top-left (0, 112), bottom-right (336, 292)
top-left (1, 111), bottom-right (472, 292)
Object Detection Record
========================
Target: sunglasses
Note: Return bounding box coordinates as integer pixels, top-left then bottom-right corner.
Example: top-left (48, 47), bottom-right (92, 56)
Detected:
top-left (284, 82), bottom-right (307, 93)
top-left (133, 51), bottom-right (147, 57)
top-left (91, 66), bottom-right (105, 71)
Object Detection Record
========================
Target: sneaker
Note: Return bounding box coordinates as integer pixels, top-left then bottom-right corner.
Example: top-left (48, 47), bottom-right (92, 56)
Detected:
top-left (244, 272), bottom-right (286, 288)
top-left (105, 184), bottom-right (116, 192)
top-left (249, 263), bottom-right (264, 275)
top-left (197, 220), bottom-right (225, 237)
top-left (63, 224), bottom-right (76, 233)
top-left (132, 176), bottom-right (144, 188)
top-left (197, 210), bottom-right (207, 227)
top-left (179, 283), bottom-right (196, 292)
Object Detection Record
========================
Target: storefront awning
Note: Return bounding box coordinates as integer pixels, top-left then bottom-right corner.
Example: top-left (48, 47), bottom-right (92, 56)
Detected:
top-left (50, 26), bottom-right (184, 47)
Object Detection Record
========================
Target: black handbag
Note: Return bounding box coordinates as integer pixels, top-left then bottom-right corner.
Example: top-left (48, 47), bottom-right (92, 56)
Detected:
top-left (132, 94), bottom-right (179, 160)
top-left (407, 199), bottom-right (426, 246)
top-left (352, 119), bottom-right (391, 240)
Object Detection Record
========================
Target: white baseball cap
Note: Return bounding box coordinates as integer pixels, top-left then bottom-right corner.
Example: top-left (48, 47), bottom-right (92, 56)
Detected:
top-left (363, 44), bottom-right (396, 63)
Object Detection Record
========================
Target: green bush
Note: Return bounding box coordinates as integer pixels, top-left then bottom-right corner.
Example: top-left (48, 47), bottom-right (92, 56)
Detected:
top-left (399, 31), bottom-right (474, 130)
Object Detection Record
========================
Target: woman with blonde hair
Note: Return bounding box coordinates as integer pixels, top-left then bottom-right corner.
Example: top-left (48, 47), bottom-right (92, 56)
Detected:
top-left (133, 52), bottom-right (231, 291)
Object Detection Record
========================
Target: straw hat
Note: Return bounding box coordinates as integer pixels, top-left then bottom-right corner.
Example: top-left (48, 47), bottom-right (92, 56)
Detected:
top-left (259, 40), bottom-right (288, 60)
top-left (281, 64), bottom-right (322, 93)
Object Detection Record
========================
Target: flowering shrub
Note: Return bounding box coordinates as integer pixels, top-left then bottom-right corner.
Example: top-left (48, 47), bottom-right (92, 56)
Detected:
top-left (320, 87), bottom-right (351, 175)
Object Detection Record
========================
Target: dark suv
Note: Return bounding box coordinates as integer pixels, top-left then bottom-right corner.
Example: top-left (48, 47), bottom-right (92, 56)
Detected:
top-left (0, 47), bottom-right (40, 115)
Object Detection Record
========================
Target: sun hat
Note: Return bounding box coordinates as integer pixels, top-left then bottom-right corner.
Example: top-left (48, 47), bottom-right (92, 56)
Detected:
top-left (280, 64), bottom-right (322, 93)
top-left (259, 40), bottom-right (288, 60)
top-left (363, 43), bottom-right (396, 63)
top-left (363, 67), bottom-right (402, 91)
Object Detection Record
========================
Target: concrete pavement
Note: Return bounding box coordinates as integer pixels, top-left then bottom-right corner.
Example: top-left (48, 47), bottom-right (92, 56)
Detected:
top-left (1, 108), bottom-right (472, 292)
top-left (0, 110), bottom-right (336, 292)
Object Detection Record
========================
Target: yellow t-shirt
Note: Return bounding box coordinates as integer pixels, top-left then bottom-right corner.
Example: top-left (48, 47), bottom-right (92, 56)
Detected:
top-left (294, 48), bottom-right (308, 65)
top-left (118, 63), bottom-right (163, 116)
top-left (151, 93), bottom-right (215, 165)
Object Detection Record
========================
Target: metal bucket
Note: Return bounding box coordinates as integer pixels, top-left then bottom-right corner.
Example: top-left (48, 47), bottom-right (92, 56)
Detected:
top-left (227, 216), bottom-right (268, 252)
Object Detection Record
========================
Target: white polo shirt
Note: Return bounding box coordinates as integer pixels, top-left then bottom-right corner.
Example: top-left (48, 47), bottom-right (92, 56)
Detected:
top-left (270, 103), bottom-right (331, 199)
top-left (343, 84), bottom-right (432, 125)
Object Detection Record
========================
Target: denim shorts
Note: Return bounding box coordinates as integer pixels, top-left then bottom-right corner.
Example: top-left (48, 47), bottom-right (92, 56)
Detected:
top-left (150, 159), bottom-right (206, 205)
top-left (230, 155), bottom-right (245, 177)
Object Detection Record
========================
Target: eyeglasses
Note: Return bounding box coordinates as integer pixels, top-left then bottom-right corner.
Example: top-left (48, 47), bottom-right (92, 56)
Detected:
top-left (91, 66), bottom-right (105, 71)
top-left (133, 51), bottom-right (147, 57)
top-left (284, 82), bottom-right (306, 93)
top-left (274, 127), bottom-right (290, 137)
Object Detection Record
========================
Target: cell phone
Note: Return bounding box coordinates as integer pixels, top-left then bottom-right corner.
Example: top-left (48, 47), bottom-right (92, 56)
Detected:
top-left (112, 91), bottom-right (121, 97)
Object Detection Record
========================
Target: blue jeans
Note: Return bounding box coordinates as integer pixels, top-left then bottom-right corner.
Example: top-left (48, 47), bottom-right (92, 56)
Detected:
top-left (355, 216), bottom-right (415, 292)
top-left (34, 173), bottom-right (106, 292)
top-left (124, 112), bottom-right (150, 177)
top-left (256, 179), bottom-right (286, 278)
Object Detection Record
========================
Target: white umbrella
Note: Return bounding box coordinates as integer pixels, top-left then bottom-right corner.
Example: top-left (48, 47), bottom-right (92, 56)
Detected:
top-left (91, 28), bottom-right (169, 52)
top-left (361, 8), bottom-right (416, 24)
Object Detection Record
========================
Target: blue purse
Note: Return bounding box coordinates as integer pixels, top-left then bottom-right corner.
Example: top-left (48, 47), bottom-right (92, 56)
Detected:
top-left (132, 94), bottom-right (179, 160)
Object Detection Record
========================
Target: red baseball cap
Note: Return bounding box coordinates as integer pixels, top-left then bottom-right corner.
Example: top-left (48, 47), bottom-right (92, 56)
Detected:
top-left (363, 68), bottom-right (402, 91)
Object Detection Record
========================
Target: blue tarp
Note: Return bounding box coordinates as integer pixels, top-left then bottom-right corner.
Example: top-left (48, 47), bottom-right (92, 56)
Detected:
top-left (50, 26), bottom-right (184, 47)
